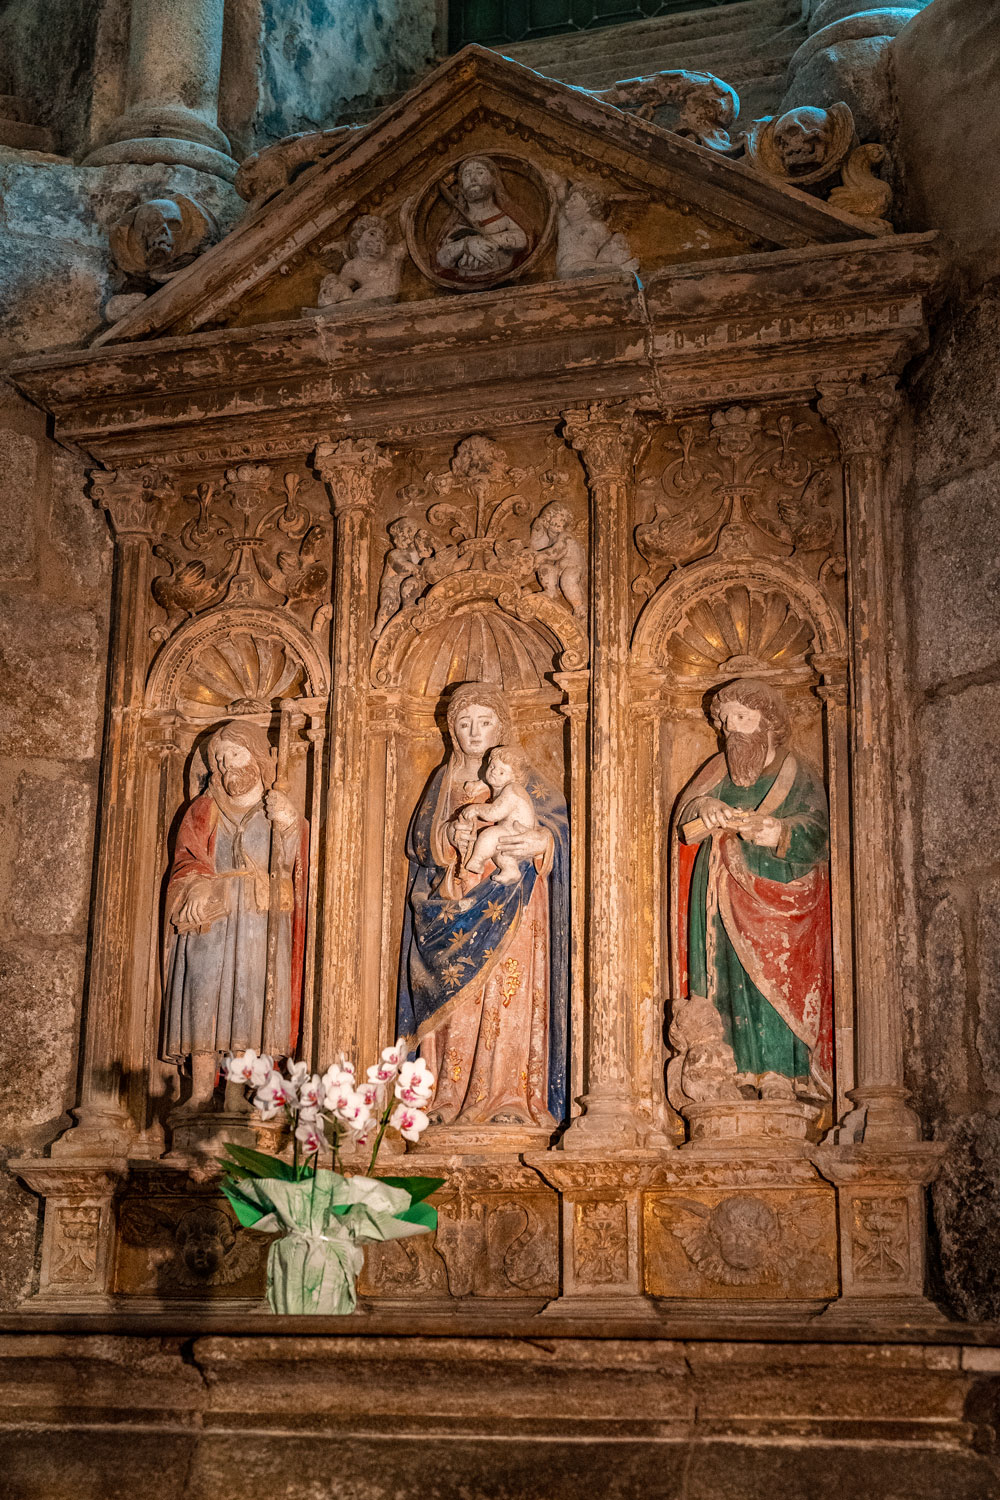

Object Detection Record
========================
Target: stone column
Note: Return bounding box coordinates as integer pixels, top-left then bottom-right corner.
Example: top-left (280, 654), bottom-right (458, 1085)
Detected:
top-left (815, 379), bottom-right (945, 1319)
top-left (818, 378), bottom-right (919, 1146)
top-left (559, 406), bottom-right (650, 1152)
top-left (314, 438), bottom-right (391, 1066)
top-left (85, 0), bottom-right (237, 180)
top-left (52, 468), bottom-right (172, 1159)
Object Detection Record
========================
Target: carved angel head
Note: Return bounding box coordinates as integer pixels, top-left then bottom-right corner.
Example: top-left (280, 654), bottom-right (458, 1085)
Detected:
top-left (708, 1196), bottom-right (778, 1271)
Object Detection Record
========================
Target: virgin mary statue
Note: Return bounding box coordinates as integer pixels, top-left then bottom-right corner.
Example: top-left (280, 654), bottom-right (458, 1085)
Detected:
top-left (396, 682), bottom-right (570, 1129)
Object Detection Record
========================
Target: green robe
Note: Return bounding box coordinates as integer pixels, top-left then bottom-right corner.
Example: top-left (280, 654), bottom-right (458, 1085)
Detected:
top-left (687, 760), bottom-right (829, 1081)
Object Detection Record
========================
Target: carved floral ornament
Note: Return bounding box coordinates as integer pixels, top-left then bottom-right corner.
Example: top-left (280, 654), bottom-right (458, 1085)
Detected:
top-left (633, 404), bottom-right (844, 593)
top-left (149, 464), bottom-right (331, 639)
top-left (369, 434), bottom-right (589, 688)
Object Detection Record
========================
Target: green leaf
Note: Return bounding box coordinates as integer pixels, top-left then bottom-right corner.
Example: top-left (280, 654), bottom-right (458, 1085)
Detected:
top-left (220, 1179), bottom-right (267, 1229)
top-left (380, 1175), bottom-right (446, 1204)
top-left (396, 1200), bottom-right (438, 1231)
top-left (221, 1143), bottom-right (304, 1181)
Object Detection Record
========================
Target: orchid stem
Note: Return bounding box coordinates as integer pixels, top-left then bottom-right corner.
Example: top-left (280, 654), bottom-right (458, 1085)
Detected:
top-left (367, 1103), bottom-right (393, 1175)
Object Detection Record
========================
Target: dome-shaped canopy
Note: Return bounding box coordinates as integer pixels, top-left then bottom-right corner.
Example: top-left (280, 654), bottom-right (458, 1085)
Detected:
top-left (400, 602), bottom-right (559, 697)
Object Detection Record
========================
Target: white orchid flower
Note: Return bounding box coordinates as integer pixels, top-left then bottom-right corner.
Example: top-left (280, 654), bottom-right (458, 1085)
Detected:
top-left (225, 1049), bottom-right (273, 1088)
top-left (286, 1059), bottom-right (310, 1091)
top-left (389, 1103), bottom-right (430, 1142)
top-left (395, 1058), bottom-right (435, 1107)
top-left (297, 1073), bottom-right (324, 1112)
top-left (356, 1079), bottom-right (382, 1110)
top-left (335, 1089), bottom-right (374, 1136)
top-left (294, 1116), bottom-right (323, 1154)
top-left (255, 1068), bottom-right (294, 1115)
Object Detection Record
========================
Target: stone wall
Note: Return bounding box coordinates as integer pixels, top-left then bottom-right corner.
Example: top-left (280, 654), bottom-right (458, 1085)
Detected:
top-left (890, 0), bottom-right (1000, 1323)
top-left (900, 279), bottom-right (1000, 1322)
top-left (0, 385), bottom-right (110, 1308)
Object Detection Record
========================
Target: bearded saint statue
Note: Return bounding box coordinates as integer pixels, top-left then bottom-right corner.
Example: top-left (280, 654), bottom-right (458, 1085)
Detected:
top-left (163, 719), bottom-right (307, 1110)
top-left (674, 678), bottom-right (833, 1103)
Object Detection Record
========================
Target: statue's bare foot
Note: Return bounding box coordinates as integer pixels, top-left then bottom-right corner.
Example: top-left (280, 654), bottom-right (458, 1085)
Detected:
top-left (491, 1112), bottom-right (531, 1125)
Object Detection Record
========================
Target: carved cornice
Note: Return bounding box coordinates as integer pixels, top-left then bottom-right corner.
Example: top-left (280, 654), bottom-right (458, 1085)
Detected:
top-left (312, 438), bottom-right (392, 515)
top-left (561, 405), bottom-right (646, 483)
top-left (817, 376), bottom-right (902, 458)
top-left (89, 467), bottom-right (175, 538)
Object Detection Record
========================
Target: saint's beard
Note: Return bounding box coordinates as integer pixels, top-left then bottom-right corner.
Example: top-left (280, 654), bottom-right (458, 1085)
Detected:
top-left (218, 763), bottom-right (261, 800)
top-left (724, 727), bottom-right (772, 787)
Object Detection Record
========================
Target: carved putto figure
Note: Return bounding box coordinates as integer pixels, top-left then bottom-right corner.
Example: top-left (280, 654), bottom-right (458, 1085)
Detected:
top-left (163, 718), bottom-right (307, 1111)
top-left (372, 517), bottom-right (432, 639)
top-left (593, 68), bottom-right (740, 151)
top-left (457, 744), bottom-right (538, 887)
top-left (314, 213), bottom-right (405, 310)
top-left (670, 678), bottom-right (833, 1107)
top-left (555, 184), bottom-right (638, 280)
top-left (434, 156), bottom-right (530, 283)
top-left (530, 499), bottom-right (586, 618)
top-left (396, 683), bottom-right (570, 1130)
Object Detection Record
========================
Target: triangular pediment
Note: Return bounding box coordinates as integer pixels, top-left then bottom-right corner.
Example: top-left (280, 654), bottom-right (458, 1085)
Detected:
top-left (96, 46), bottom-right (880, 347)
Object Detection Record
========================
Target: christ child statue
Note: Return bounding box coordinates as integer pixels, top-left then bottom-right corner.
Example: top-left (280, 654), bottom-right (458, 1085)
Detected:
top-left (457, 744), bottom-right (537, 886)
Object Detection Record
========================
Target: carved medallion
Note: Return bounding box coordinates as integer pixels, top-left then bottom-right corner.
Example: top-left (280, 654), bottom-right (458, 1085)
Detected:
top-left (405, 154), bottom-right (555, 291)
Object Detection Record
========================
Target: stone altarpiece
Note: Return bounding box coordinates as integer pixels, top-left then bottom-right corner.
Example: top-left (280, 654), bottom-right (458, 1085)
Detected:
top-left (10, 48), bottom-right (945, 1321)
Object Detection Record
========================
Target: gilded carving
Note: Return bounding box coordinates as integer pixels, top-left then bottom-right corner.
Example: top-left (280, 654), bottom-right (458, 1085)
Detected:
top-left (369, 435), bottom-right (588, 678)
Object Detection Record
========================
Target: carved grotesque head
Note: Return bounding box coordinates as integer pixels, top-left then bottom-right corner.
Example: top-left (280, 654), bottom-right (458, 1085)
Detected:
top-left (458, 156), bottom-right (500, 204)
top-left (773, 107), bottom-right (834, 172)
top-left (348, 214), bottom-right (389, 260)
top-left (175, 1207), bottom-right (236, 1278)
top-left (709, 1196), bottom-right (778, 1271)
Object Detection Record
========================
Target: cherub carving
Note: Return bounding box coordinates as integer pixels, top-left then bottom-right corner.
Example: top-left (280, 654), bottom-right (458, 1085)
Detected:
top-left (654, 1193), bottom-right (826, 1287)
top-left (592, 69), bottom-right (740, 151)
top-left (530, 499), bottom-right (586, 618)
top-left (372, 516), bottom-right (433, 639)
top-left (314, 214), bottom-right (406, 309)
top-left (119, 1204), bottom-right (262, 1289)
top-left (555, 183), bottom-right (638, 280)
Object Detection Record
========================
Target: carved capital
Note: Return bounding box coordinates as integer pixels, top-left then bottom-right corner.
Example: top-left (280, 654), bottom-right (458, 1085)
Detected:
top-left (89, 467), bottom-right (174, 538)
top-left (561, 405), bottom-right (646, 483)
top-left (313, 437), bottom-right (391, 515)
top-left (817, 377), bottom-right (902, 458)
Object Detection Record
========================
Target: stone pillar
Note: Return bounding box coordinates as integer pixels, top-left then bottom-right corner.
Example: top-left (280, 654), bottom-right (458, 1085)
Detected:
top-left (782, 1), bottom-right (933, 141)
top-left (53, 469), bottom-right (172, 1159)
top-left (314, 438), bottom-right (391, 1067)
top-left (85, 0), bottom-right (237, 180)
top-left (815, 378), bottom-right (945, 1319)
top-left (811, 651), bottom-right (855, 1125)
top-left (817, 378), bottom-right (919, 1146)
top-left (559, 406), bottom-right (650, 1152)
